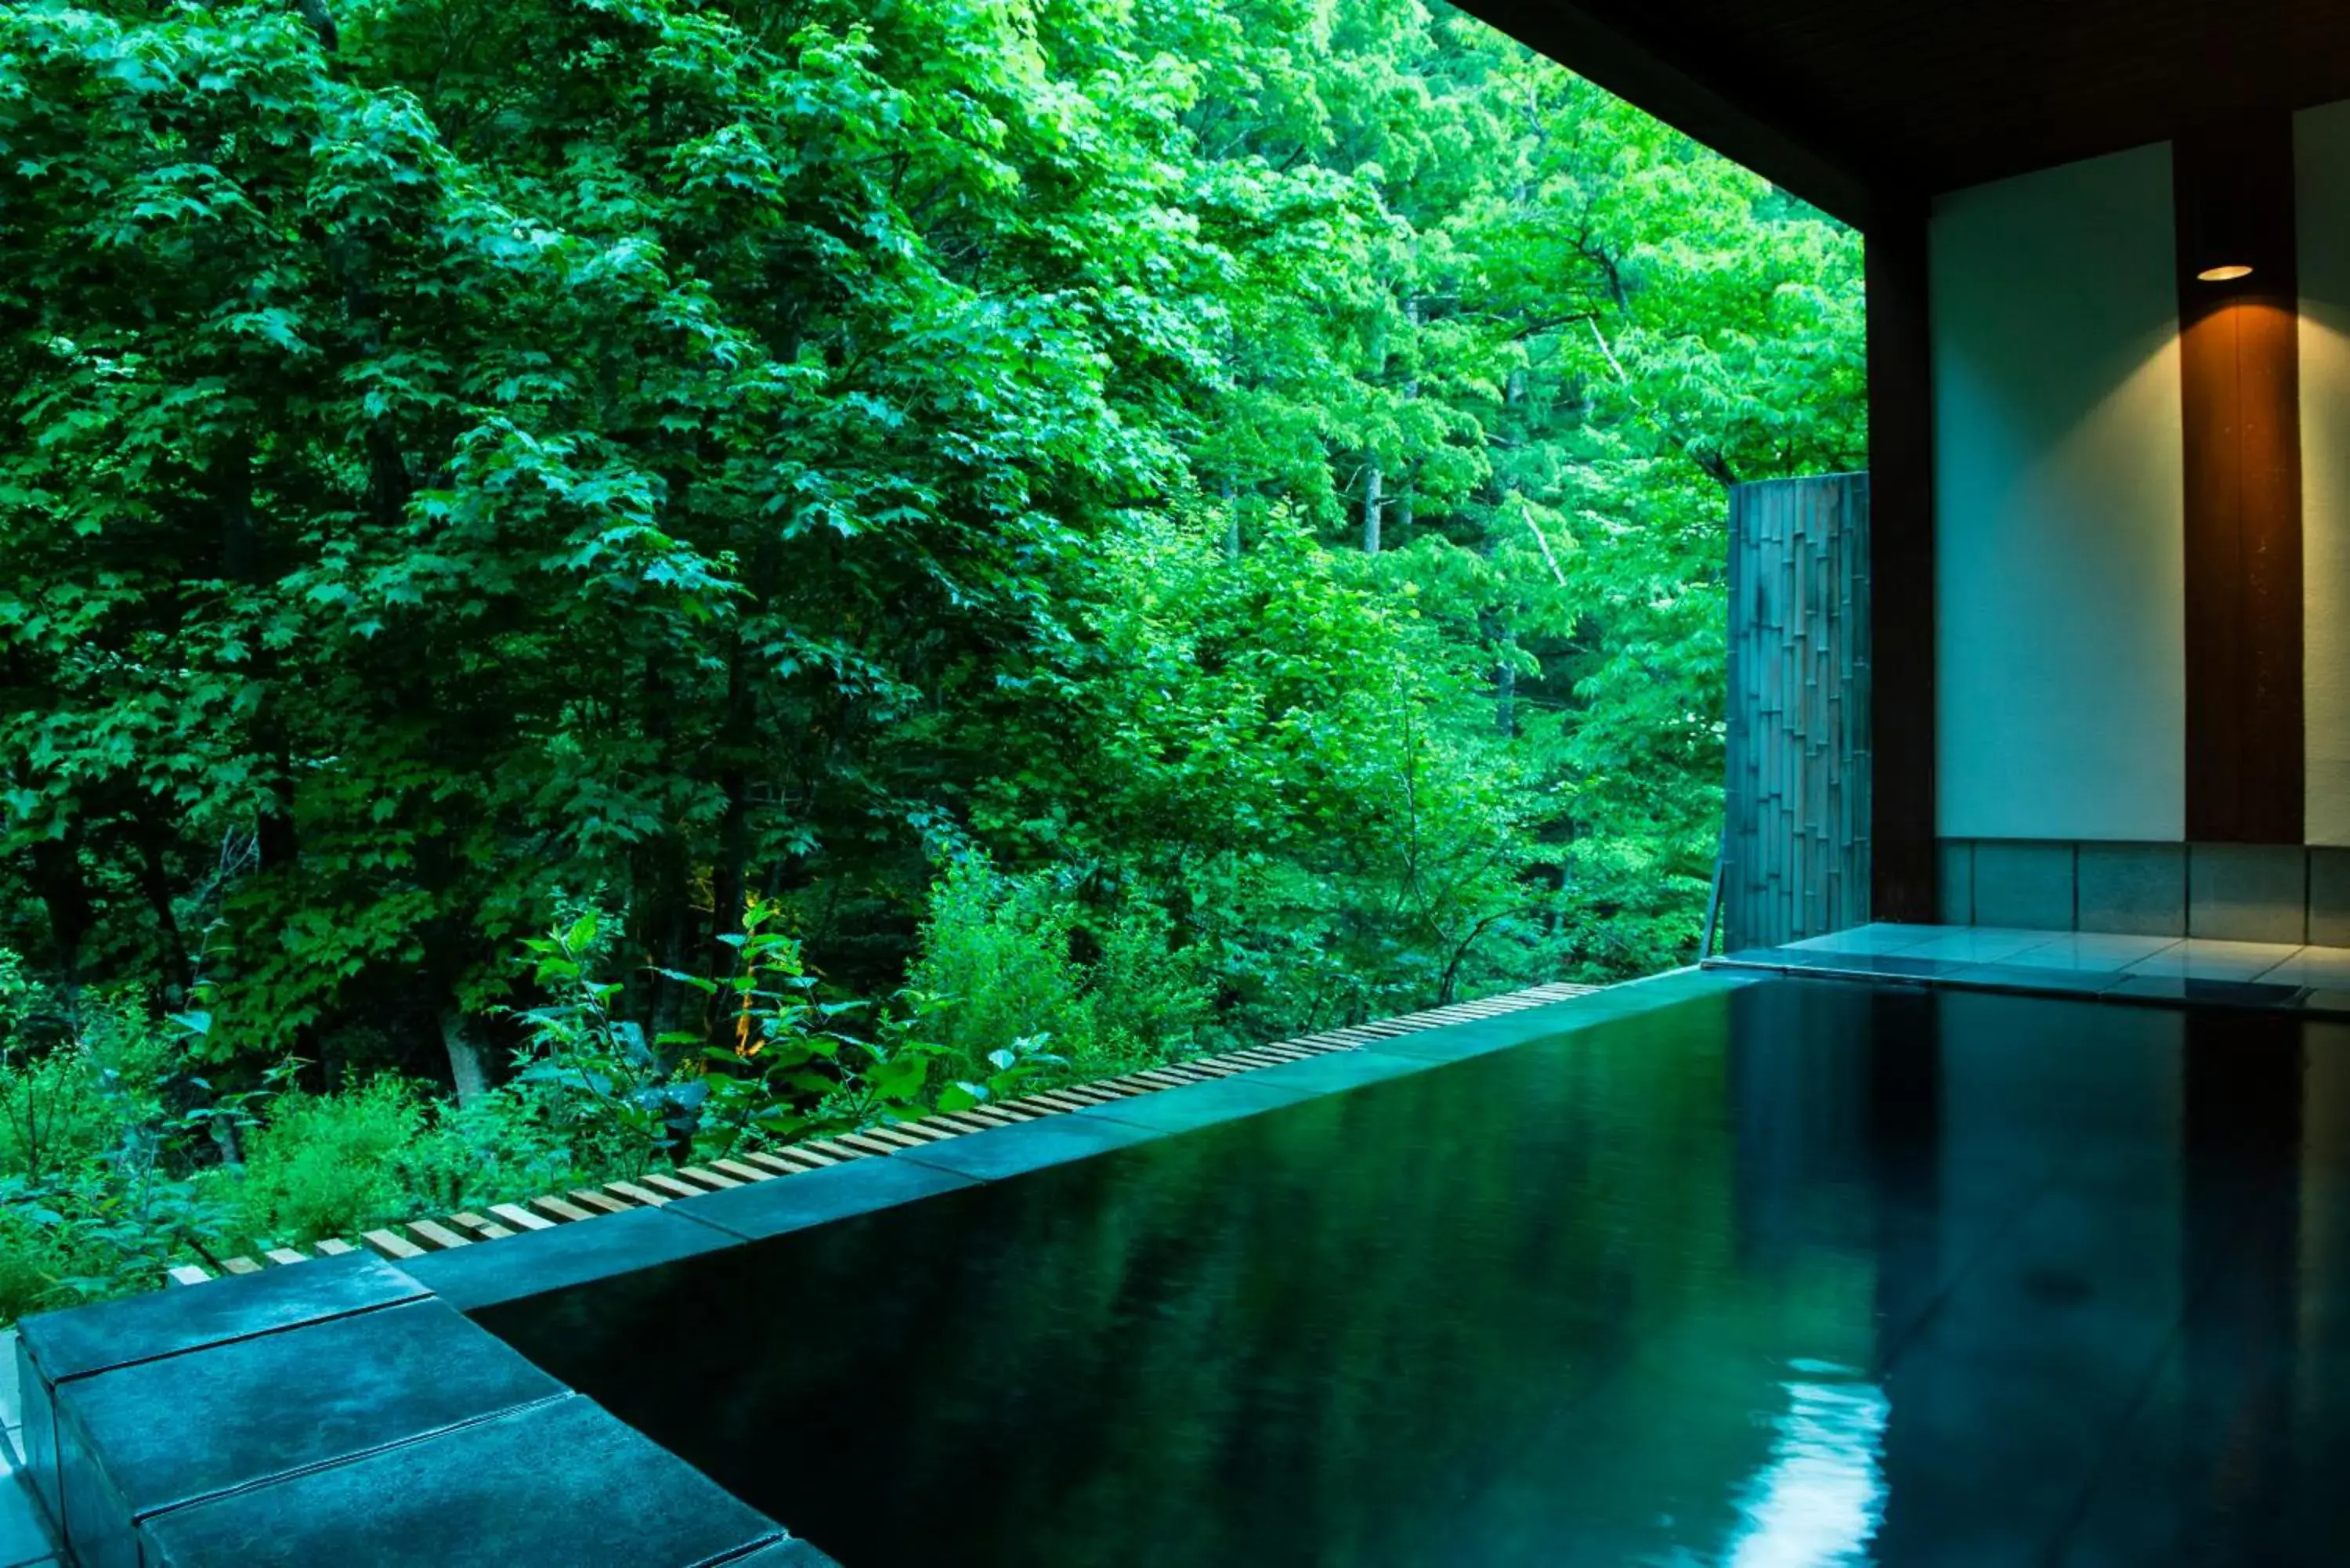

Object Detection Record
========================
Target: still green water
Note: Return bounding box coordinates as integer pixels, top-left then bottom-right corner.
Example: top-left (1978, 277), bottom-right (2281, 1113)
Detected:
top-left (483, 979), bottom-right (2350, 1566)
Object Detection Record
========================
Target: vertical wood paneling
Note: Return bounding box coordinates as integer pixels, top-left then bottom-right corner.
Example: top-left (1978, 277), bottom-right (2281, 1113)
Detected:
top-left (2177, 114), bottom-right (2305, 843)
top-left (1725, 474), bottom-right (1873, 949)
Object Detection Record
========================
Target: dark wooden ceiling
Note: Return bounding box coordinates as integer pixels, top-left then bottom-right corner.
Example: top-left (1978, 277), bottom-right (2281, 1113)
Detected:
top-left (1456, 0), bottom-right (2350, 227)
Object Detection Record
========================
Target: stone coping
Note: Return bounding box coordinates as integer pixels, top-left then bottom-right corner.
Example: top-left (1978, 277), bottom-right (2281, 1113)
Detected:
top-left (13, 1258), bottom-right (814, 1568)
top-left (13, 970), bottom-right (1744, 1567)
top-left (158, 981), bottom-right (1603, 1294)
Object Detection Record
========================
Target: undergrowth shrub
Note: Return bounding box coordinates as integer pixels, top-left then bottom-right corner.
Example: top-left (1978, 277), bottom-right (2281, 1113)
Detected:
top-left (1086, 898), bottom-right (1212, 1068)
top-left (233, 1078), bottom-right (419, 1242)
top-left (906, 855), bottom-right (1213, 1082)
top-left (908, 854), bottom-right (1096, 1067)
top-left (0, 863), bottom-right (1220, 1327)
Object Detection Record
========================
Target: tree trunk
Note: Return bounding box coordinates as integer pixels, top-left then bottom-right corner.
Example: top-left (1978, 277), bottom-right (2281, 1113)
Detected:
top-left (1485, 597), bottom-right (1517, 737)
top-left (439, 1007), bottom-right (490, 1107)
top-left (135, 827), bottom-right (192, 1005)
top-left (1394, 297), bottom-right (1419, 550)
top-left (1361, 456), bottom-right (1383, 555)
top-left (27, 833), bottom-right (92, 999)
top-left (708, 637), bottom-right (754, 1029)
top-left (645, 880), bottom-right (693, 1051)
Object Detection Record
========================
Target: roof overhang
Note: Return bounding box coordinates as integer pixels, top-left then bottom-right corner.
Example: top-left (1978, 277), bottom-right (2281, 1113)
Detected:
top-left (1455, 0), bottom-right (2350, 229)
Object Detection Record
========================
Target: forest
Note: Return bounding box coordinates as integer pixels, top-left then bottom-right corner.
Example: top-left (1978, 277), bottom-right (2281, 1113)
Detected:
top-left (0, 0), bottom-right (1863, 1317)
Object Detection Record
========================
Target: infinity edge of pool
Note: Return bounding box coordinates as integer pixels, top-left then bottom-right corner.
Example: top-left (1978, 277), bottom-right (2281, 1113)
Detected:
top-left (13, 966), bottom-right (1753, 1568)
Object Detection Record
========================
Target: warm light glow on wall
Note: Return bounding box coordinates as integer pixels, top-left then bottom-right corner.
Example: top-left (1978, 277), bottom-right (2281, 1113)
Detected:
top-left (2198, 263), bottom-right (2255, 281)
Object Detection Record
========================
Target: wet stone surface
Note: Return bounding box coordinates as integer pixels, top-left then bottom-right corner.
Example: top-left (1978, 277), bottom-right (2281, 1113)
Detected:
top-left (58, 1298), bottom-right (562, 1528)
top-left (137, 1394), bottom-right (782, 1568)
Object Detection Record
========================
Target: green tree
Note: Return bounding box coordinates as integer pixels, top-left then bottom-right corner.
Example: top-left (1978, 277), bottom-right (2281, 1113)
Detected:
top-left (2, 0), bottom-right (1863, 1119)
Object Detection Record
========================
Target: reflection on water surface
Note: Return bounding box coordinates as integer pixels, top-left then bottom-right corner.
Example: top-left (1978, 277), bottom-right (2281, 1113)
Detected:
top-left (483, 979), bottom-right (2350, 1566)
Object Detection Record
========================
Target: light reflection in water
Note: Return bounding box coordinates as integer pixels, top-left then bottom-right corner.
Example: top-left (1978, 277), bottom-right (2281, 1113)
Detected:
top-left (1723, 1360), bottom-right (1887, 1567)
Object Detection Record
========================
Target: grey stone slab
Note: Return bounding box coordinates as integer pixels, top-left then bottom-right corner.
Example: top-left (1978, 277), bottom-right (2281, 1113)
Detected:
top-left (888, 1113), bottom-right (1160, 1183)
top-left (1940, 963), bottom-right (2121, 997)
top-left (1360, 974), bottom-right (1748, 1063)
top-left (2283, 987), bottom-right (2350, 1021)
top-left (2075, 842), bottom-right (2186, 936)
top-left (2103, 974), bottom-right (2304, 1010)
top-left (11, 1344), bottom-right (51, 1541)
top-left (1971, 840), bottom-right (2077, 930)
top-left (1938, 839), bottom-right (1976, 924)
top-left (1723, 947), bottom-right (1965, 981)
top-left (1783, 923), bottom-right (1950, 954)
top-left (1357, 1016), bottom-right (1573, 1062)
top-left (15, 1254), bottom-right (423, 1382)
top-left (2124, 936), bottom-right (2303, 981)
top-left (1566, 966), bottom-right (1761, 1012)
top-left (2309, 847), bottom-right (2350, 948)
top-left (139, 1393), bottom-right (779, 1568)
top-left (2244, 948), bottom-right (2350, 988)
top-left (403, 1203), bottom-right (740, 1313)
top-left (655, 1156), bottom-right (977, 1246)
top-left (0, 1470), bottom-right (54, 1568)
top-left (51, 1390), bottom-right (125, 1568)
top-left (1996, 931), bottom-right (2178, 970)
top-left (717, 1539), bottom-right (844, 1567)
top-left (2189, 843), bottom-right (2308, 943)
top-left (1069, 1075), bottom-right (1318, 1136)
top-left (56, 1297), bottom-right (562, 1555)
top-left (1900, 929), bottom-right (2067, 964)
top-left (1230, 1046), bottom-right (1434, 1097)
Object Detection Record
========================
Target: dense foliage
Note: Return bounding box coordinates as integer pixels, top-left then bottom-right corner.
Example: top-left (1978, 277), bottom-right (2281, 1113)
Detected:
top-left (0, 0), bottom-right (1863, 1314)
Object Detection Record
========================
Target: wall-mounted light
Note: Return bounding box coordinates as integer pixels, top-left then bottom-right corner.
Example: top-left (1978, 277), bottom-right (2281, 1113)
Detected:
top-left (2176, 117), bottom-right (2280, 291)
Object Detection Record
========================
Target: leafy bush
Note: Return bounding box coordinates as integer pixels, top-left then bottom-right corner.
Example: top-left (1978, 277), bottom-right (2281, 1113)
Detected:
top-left (1079, 897), bottom-right (1212, 1069)
top-left (0, 1207), bottom-right (73, 1325)
top-left (233, 1079), bottom-right (420, 1243)
top-left (0, 955), bottom-right (254, 1318)
top-left (907, 855), bottom-right (1097, 1069)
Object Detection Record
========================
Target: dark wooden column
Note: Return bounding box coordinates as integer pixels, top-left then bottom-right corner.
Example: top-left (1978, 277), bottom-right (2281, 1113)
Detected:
top-left (1865, 211), bottom-right (1939, 922)
top-left (2177, 116), bottom-right (2305, 844)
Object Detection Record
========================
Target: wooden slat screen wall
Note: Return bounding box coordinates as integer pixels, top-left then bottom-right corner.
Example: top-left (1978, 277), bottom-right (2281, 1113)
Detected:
top-left (1724, 473), bottom-right (1873, 950)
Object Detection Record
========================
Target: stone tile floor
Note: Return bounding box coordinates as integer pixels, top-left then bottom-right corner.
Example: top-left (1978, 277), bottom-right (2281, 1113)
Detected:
top-left (1716, 923), bottom-right (2350, 1013)
top-left (0, 1333), bottom-right (60, 1568)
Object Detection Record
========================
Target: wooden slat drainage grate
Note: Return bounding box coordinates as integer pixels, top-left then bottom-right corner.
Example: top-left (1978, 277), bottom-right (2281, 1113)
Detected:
top-left (164, 981), bottom-right (1600, 1286)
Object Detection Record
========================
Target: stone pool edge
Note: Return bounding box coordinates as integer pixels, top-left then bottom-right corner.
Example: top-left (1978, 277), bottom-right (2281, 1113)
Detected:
top-left (154, 981), bottom-right (1614, 1291)
top-left (1704, 943), bottom-right (2350, 1017)
top-left (10, 967), bottom-right (1751, 1566)
top-left (394, 966), bottom-right (1747, 1314)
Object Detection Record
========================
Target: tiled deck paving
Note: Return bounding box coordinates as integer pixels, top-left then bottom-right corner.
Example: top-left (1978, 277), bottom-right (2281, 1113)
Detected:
top-left (1712, 921), bottom-right (2350, 1012)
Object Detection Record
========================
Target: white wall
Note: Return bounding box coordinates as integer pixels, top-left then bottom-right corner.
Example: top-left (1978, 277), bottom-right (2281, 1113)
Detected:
top-left (2299, 99), bottom-right (2350, 846)
top-left (1931, 145), bottom-right (2186, 842)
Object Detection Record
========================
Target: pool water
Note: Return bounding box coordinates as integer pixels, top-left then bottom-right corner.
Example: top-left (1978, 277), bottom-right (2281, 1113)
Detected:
top-left (480, 979), bottom-right (2350, 1566)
